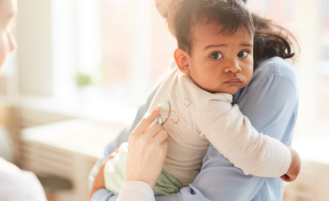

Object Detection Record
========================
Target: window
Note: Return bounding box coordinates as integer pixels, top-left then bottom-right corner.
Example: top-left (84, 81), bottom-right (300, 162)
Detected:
top-left (13, 0), bottom-right (328, 127)
top-left (15, 0), bottom-right (176, 123)
top-left (98, 0), bottom-right (176, 105)
top-left (50, 0), bottom-right (176, 122)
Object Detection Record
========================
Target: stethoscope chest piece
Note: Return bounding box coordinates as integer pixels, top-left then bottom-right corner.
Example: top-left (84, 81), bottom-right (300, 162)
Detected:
top-left (156, 100), bottom-right (171, 125)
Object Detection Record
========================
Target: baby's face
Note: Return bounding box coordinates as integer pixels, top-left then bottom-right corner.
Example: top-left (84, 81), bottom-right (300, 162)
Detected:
top-left (0, 0), bottom-right (17, 69)
top-left (185, 23), bottom-right (253, 95)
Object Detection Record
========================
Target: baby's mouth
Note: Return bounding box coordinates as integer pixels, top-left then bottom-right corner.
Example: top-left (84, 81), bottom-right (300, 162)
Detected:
top-left (224, 78), bottom-right (241, 85)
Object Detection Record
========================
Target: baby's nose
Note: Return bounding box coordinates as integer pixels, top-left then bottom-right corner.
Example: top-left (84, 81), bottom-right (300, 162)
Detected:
top-left (224, 60), bottom-right (241, 73)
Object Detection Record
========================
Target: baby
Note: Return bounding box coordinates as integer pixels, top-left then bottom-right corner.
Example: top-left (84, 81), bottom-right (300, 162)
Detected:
top-left (104, 0), bottom-right (300, 196)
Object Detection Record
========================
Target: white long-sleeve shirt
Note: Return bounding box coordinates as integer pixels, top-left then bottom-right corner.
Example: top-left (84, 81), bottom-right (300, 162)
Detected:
top-left (145, 68), bottom-right (291, 186)
top-left (0, 158), bottom-right (47, 201)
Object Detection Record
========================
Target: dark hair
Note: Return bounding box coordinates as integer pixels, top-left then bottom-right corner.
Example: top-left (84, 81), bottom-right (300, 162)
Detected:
top-left (175, 0), bottom-right (254, 55)
top-left (251, 14), bottom-right (298, 65)
top-left (174, 0), bottom-right (299, 68)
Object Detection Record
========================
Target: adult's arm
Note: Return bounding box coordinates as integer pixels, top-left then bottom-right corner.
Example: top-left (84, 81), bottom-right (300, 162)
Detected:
top-left (91, 57), bottom-right (299, 201)
top-left (89, 66), bottom-right (171, 200)
top-left (155, 57), bottom-right (299, 201)
top-left (89, 88), bottom-right (160, 200)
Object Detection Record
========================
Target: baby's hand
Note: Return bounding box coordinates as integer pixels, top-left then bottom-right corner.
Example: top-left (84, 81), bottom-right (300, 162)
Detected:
top-left (281, 147), bottom-right (301, 182)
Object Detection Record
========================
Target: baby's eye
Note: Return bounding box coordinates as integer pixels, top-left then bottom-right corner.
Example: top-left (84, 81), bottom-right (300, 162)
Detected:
top-left (238, 51), bottom-right (248, 58)
top-left (210, 52), bottom-right (223, 60)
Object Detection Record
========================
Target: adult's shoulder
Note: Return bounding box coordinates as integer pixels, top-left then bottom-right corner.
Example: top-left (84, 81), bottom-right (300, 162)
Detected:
top-left (252, 56), bottom-right (298, 84)
top-left (0, 158), bottom-right (47, 201)
top-left (234, 56), bottom-right (299, 105)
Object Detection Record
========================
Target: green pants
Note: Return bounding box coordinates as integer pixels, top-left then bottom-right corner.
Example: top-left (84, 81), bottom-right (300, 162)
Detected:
top-left (104, 142), bottom-right (183, 196)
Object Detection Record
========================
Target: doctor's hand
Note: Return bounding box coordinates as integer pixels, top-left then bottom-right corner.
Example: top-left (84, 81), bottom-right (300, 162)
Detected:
top-left (125, 105), bottom-right (168, 189)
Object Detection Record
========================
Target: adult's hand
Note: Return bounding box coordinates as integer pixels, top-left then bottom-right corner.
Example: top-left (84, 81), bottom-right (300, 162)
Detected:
top-left (154, 0), bottom-right (174, 17)
top-left (125, 105), bottom-right (168, 188)
top-left (89, 106), bottom-right (168, 200)
top-left (154, 0), bottom-right (182, 36)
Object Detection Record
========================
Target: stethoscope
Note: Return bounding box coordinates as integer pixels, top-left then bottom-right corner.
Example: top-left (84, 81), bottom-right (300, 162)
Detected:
top-left (155, 100), bottom-right (171, 125)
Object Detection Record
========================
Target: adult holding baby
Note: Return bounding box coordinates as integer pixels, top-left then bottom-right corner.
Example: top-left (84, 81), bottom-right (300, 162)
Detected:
top-left (90, 0), bottom-right (300, 200)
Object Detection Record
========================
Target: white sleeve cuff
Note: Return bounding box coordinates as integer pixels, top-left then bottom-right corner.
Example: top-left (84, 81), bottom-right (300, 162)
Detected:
top-left (117, 181), bottom-right (155, 201)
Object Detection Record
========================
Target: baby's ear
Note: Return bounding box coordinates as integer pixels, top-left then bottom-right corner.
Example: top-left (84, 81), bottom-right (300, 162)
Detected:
top-left (174, 48), bottom-right (190, 75)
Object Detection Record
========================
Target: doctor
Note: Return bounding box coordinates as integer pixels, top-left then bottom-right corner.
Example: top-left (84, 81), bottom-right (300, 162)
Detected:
top-left (0, 0), bottom-right (47, 200)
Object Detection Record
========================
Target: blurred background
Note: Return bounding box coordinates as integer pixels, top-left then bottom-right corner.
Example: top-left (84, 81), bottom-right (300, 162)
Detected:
top-left (0, 0), bottom-right (328, 200)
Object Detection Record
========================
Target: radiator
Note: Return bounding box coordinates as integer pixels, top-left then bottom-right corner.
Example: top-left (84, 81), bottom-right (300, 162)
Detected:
top-left (20, 119), bottom-right (122, 201)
